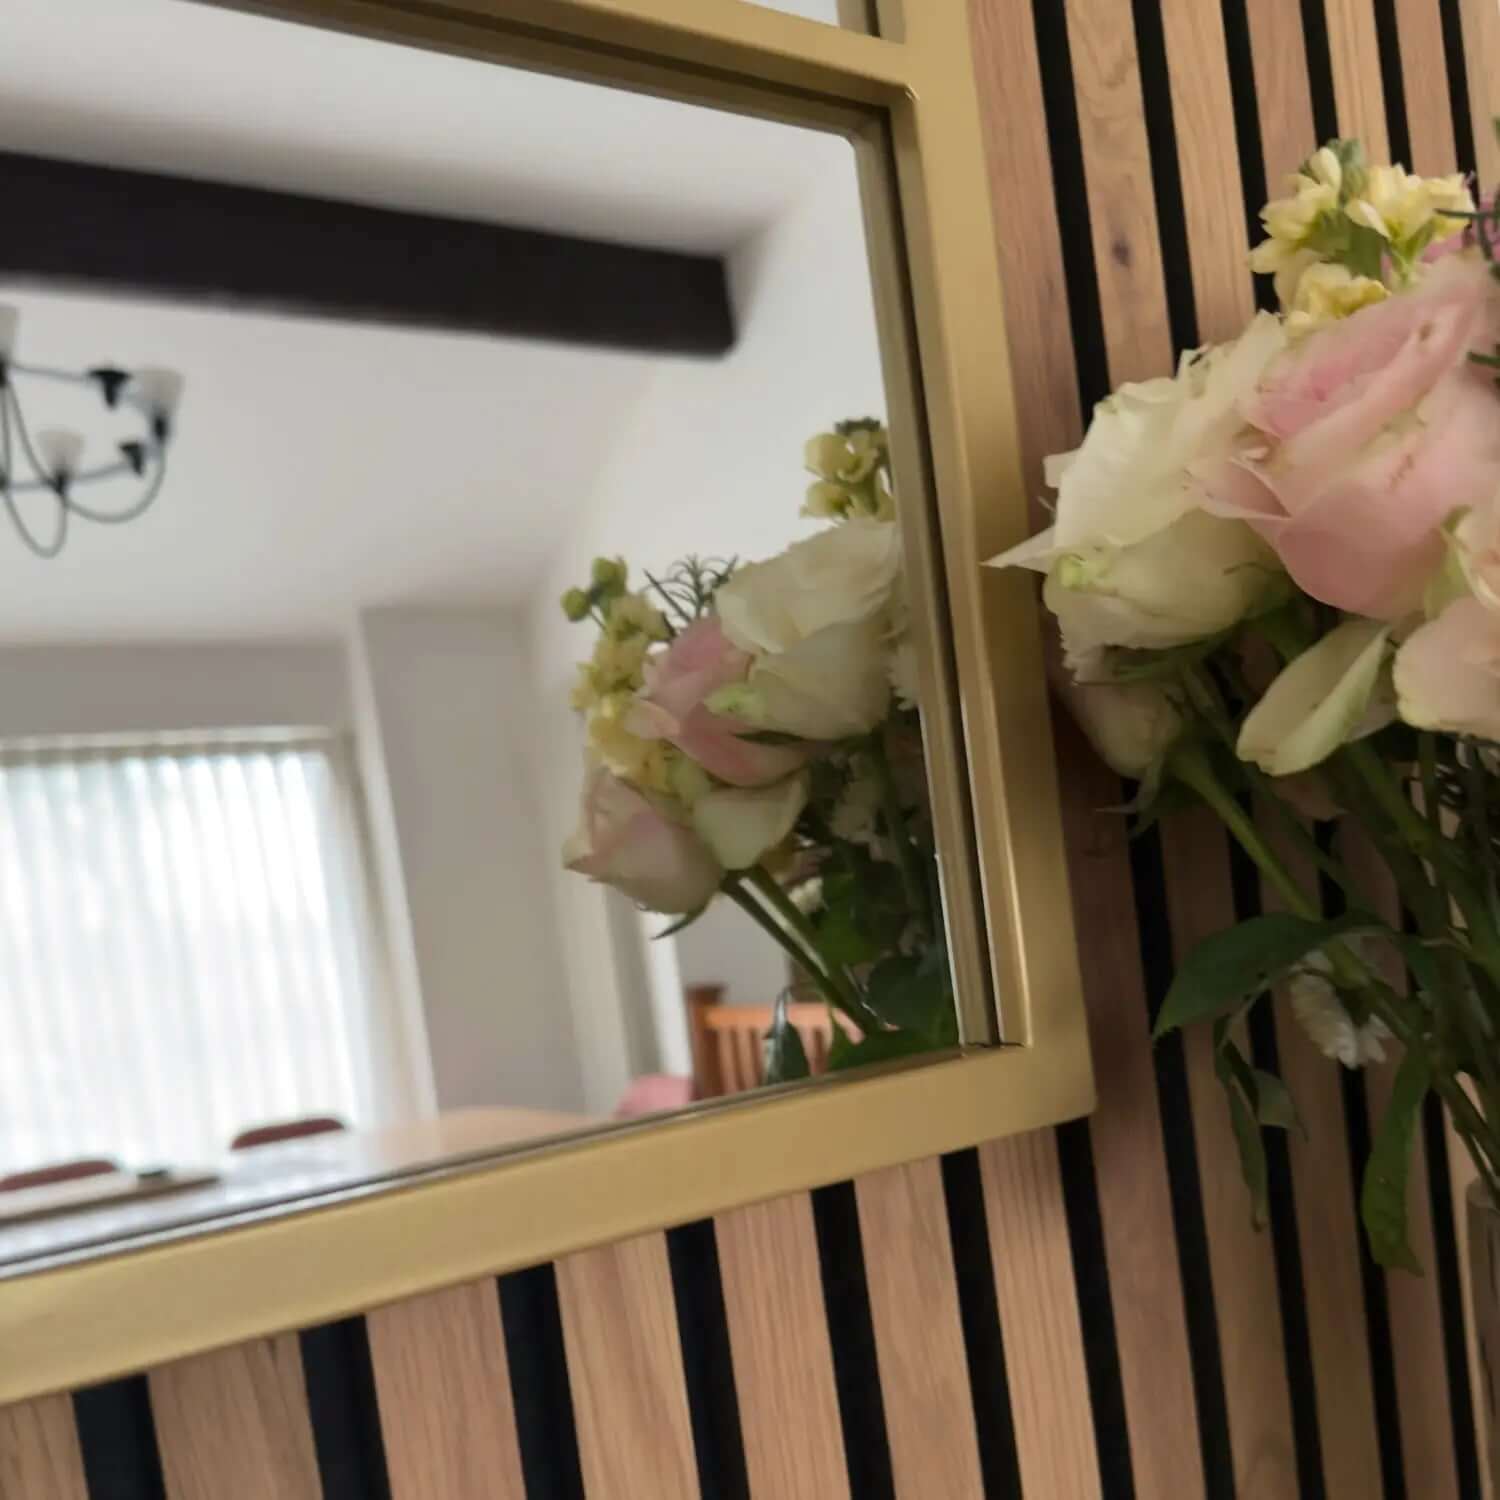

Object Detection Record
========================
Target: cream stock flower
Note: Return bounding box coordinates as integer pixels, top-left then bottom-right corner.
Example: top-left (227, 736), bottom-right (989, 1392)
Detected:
top-left (1249, 152), bottom-right (1342, 273)
top-left (607, 593), bottom-right (669, 642)
top-left (1345, 164), bottom-right (1474, 247)
top-left (588, 693), bottom-right (673, 794)
top-left (1286, 262), bottom-right (1388, 334)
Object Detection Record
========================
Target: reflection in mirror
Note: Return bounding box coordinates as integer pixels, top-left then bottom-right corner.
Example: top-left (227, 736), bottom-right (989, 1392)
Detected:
top-left (0, 0), bottom-right (943, 1265)
top-left (743, 0), bottom-right (872, 31)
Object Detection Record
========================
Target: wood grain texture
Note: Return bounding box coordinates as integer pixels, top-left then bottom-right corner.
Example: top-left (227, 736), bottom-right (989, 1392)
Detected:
top-left (1326, 0), bottom-right (1392, 160)
top-left (148, 1336), bottom-right (322, 1500)
top-left (1461, 0), bottom-right (1500, 186)
top-left (978, 1134), bottom-right (1102, 1500)
top-left (0, 1396), bottom-right (88, 1500)
top-left (714, 1195), bottom-right (849, 1500)
top-left (854, 1159), bottom-right (984, 1500)
top-left (555, 1233), bottom-right (699, 1500)
top-left (1245, 0), bottom-right (1319, 187)
top-left (367, 1280), bottom-right (526, 1500)
top-left (1452, 1112), bottom-right (1496, 1499)
top-left (1161, 0), bottom-right (1257, 337)
top-left (1162, 812), bottom-right (1298, 1499)
top-left (1395, 0), bottom-right (1458, 170)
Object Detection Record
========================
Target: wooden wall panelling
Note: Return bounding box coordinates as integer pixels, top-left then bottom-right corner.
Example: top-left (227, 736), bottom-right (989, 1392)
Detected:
top-left (0, 1395), bottom-right (89, 1500)
top-left (1244, 0), bottom-right (1318, 187)
top-left (554, 1233), bottom-right (700, 1500)
top-left (147, 1336), bottom-right (322, 1500)
top-left (366, 1281), bottom-right (526, 1500)
top-left (1394, 0), bottom-right (1458, 170)
top-left (1460, 0), bottom-right (1500, 185)
top-left (1259, 823), bottom-right (1385, 1496)
top-left (854, 1159), bottom-right (984, 1499)
top-left (977, 1135), bottom-right (1102, 1500)
top-left (1325, 0), bottom-right (1392, 159)
top-left (713, 1195), bottom-right (850, 1500)
top-left (1162, 812), bottom-right (1299, 1498)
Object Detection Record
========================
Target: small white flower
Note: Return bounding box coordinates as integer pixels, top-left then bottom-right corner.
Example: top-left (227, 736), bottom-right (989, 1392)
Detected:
top-left (831, 768), bottom-right (883, 848)
top-left (1289, 956), bottom-right (1391, 1068)
top-left (890, 639), bottom-right (920, 710)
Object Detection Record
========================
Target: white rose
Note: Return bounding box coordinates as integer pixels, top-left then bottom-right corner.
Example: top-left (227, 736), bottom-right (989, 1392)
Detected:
top-left (1040, 509), bottom-right (1281, 668)
top-left (1059, 676), bottom-right (1183, 779)
top-left (988, 314), bottom-right (1286, 665)
top-left (692, 773), bottom-right (810, 871)
top-left (716, 517), bottom-right (900, 653)
top-left (1237, 619), bottom-right (1396, 776)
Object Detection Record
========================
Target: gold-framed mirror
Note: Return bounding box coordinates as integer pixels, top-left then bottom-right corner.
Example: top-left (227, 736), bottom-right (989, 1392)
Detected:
top-left (0, 0), bottom-right (1090, 1401)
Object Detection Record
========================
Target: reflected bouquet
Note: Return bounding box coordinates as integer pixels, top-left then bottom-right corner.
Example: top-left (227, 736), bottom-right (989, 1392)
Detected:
top-left (560, 421), bottom-right (954, 1080)
top-left (993, 139), bottom-right (1500, 1266)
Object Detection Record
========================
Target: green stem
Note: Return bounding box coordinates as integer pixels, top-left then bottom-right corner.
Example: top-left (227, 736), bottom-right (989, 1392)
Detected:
top-left (868, 732), bottom-right (928, 932)
top-left (723, 880), bottom-right (859, 1027)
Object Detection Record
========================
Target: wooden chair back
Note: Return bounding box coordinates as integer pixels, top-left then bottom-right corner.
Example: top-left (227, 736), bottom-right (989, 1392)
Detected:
top-left (685, 984), bottom-right (856, 1098)
top-left (0, 1157), bottom-right (118, 1192)
top-left (230, 1116), bottom-right (346, 1151)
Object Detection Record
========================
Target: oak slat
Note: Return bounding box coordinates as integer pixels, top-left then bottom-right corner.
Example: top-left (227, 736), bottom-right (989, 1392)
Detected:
top-left (148, 1336), bottom-right (322, 1500)
top-left (0, 1396), bottom-right (88, 1500)
top-left (855, 1159), bottom-right (983, 1500)
top-left (1258, 824), bottom-right (1384, 1497)
top-left (1162, 812), bottom-right (1299, 1499)
top-left (1449, 1112), bottom-right (1494, 1498)
top-left (1161, 0), bottom-right (1257, 337)
top-left (555, 1233), bottom-right (699, 1500)
top-left (978, 1135), bottom-right (1102, 1499)
top-left (1460, 0), bottom-right (1500, 187)
top-left (1245, 0), bottom-right (1318, 187)
top-left (1394, 0), bottom-right (1458, 171)
top-left (1326, 0), bottom-right (1392, 159)
top-left (714, 1196), bottom-right (849, 1500)
top-left (367, 1281), bottom-right (526, 1500)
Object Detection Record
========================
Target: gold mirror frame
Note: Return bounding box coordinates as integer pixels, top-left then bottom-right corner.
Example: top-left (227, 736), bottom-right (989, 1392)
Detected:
top-left (0, 0), bottom-right (1092, 1404)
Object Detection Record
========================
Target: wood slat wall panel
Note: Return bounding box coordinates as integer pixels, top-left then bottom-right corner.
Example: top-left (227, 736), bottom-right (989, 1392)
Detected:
top-left (148, 1337), bottom-right (322, 1500)
top-left (1245, 0), bottom-right (1319, 187)
top-left (554, 1234), bottom-right (700, 1500)
top-left (367, 1281), bottom-right (526, 1500)
top-left (714, 1196), bottom-right (849, 1500)
top-left (1326, 0), bottom-right (1392, 159)
top-left (0, 1396), bottom-right (89, 1500)
top-left (854, 1160), bottom-right (984, 1500)
top-left (1395, 0), bottom-right (1458, 170)
top-left (977, 1135), bottom-right (1102, 1500)
top-left (1461, 0), bottom-right (1500, 185)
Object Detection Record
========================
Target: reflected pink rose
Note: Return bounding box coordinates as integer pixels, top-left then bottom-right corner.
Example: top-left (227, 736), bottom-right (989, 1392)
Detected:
top-left (563, 766), bottom-right (721, 914)
top-left (1202, 257), bottom-right (1500, 618)
top-left (627, 617), bottom-right (809, 787)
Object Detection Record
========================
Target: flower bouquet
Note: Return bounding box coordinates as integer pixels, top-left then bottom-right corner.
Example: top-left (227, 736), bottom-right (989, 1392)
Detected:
top-left (993, 139), bottom-right (1500, 1270)
top-left (560, 421), bottom-right (954, 1083)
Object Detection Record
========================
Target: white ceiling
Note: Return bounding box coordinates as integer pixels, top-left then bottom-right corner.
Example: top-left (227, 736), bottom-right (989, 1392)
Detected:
top-left (0, 0), bottom-right (857, 642)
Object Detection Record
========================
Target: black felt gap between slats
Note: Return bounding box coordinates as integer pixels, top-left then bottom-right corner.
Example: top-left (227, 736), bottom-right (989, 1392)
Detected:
top-left (71, 1377), bottom-right (166, 1500)
top-left (298, 1316), bottom-right (393, 1500)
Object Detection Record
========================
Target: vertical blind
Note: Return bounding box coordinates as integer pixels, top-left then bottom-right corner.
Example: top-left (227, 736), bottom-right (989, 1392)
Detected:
top-left (0, 733), bottom-right (402, 1171)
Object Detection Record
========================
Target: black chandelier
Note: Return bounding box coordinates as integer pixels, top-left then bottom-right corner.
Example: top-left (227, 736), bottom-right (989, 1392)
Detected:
top-left (0, 305), bottom-right (184, 559)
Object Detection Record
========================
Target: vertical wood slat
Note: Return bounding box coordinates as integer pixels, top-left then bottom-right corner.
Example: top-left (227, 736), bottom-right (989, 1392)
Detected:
top-left (1245, 0), bottom-right (1318, 187)
top-left (1394, 0), bottom-right (1458, 170)
top-left (367, 1281), bottom-right (526, 1500)
top-left (1259, 826), bottom-right (1384, 1498)
top-left (1452, 1114), bottom-right (1496, 1499)
top-left (714, 1195), bottom-right (850, 1500)
top-left (1161, 813), bottom-right (1299, 1499)
top-left (1460, 0), bottom-right (1500, 186)
top-left (0, 1396), bottom-right (88, 1500)
top-left (978, 1135), bottom-right (1103, 1500)
top-left (148, 1336), bottom-right (322, 1500)
top-left (854, 1159), bottom-right (984, 1500)
top-left (1048, 2), bottom-right (1208, 1494)
top-left (555, 1233), bottom-right (700, 1500)
top-left (1325, 0), bottom-right (1392, 159)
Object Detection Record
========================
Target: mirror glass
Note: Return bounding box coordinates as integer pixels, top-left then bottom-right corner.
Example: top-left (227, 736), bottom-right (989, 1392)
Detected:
top-left (0, 0), bottom-right (955, 1266)
top-left (745, 0), bottom-right (872, 30)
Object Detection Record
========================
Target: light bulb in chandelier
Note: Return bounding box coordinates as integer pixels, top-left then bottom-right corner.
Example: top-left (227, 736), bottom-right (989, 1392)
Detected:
top-left (125, 367), bottom-right (185, 436)
top-left (35, 428), bottom-right (86, 490)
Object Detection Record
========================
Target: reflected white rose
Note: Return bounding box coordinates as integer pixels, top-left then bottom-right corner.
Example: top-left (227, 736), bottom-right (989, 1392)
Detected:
top-left (692, 773), bottom-right (810, 871)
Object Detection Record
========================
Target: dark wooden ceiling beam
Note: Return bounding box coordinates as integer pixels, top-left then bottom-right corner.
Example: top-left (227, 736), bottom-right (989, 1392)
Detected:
top-left (0, 150), bottom-right (735, 356)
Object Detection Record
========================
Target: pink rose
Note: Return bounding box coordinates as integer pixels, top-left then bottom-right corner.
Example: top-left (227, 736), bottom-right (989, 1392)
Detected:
top-left (1394, 596), bottom-right (1500, 739)
top-left (627, 617), bottom-right (809, 787)
top-left (563, 766), bottom-right (722, 914)
top-left (1202, 257), bottom-right (1500, 618)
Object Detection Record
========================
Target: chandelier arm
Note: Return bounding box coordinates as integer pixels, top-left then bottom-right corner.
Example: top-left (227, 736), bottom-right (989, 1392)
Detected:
top-left (6, 460), bottom-right (139, 496)
top-left (1, 480), bottom-right (67, 560)
top-left (5, 363), bottom-right (107, 393)
top-left (5, 380), bottom-right (56, 485)
top-left (63, 451), bottom-right (168, 525)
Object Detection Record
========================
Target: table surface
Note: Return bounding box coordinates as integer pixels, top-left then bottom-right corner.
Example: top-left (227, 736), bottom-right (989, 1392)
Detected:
top-left (0, 1106), bottom-right (594, 1274)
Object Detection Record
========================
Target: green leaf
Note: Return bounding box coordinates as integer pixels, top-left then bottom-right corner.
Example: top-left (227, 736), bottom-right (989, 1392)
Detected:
top-left (1223, 1074), bottom-right (1270, 1230)
top-left (1343, 222), bottom-right (1388, 280)
top-left (1252, 1069), bottom-right (1302, 1133)
top-left (826, 1025), bottom-right (937, 1073)
top-left (653, 905), bottom-right (708, 941)
top-left (1154, 912), bottom-right (1375, 1039)
top-left (864, 948), bottom-right (952, 1036)
top-left (763, 993), bottom-right (811, 1086)
top-left (1360, 1047), bottom-right (1431, 1273)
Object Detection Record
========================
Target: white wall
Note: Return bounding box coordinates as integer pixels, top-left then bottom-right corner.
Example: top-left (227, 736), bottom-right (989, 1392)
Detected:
top-left (353, 607), bottom-right (584, 1114)
top-left (0, 641), bottom-right (349, 739)
top-left (528, 137), bottom-right (888, 1112)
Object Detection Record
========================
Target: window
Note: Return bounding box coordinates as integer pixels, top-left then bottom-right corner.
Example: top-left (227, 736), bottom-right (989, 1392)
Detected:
top-left (0, 733), bottom-right (406, 1170)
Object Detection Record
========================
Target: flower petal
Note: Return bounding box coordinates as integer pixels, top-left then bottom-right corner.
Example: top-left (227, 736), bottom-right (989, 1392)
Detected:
top-left (693, 773), bottom-right (810, 871)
